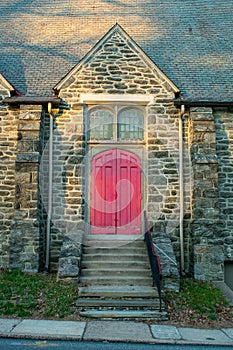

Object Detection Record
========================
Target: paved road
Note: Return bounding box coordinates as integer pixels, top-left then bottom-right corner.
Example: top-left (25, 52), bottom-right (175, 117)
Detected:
top-left (0, 339), bottom-right (232, 350)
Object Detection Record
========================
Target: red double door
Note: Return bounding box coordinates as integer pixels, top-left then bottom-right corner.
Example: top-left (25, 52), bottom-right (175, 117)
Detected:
top-left (90, 149), bottom-right (142, 234)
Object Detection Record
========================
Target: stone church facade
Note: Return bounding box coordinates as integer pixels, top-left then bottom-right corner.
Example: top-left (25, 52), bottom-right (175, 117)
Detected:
top-left (0, 3), bottom-right (233, 291)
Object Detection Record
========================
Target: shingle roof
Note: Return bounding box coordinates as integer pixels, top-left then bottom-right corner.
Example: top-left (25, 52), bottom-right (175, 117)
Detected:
top-left (0, 0), bottom-right (232, 101)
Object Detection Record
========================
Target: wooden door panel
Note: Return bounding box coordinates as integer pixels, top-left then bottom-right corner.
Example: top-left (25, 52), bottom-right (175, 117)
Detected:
top-left (91, 150), bottom-right (116, 234)
top-left (117, 154), bottom-right (141, 234)
top-left (91, 149), bottom-right (141, 234)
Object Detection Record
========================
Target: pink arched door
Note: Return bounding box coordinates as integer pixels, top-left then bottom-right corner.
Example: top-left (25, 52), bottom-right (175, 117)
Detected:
top-left (90, 149), bottom-right (142, 234)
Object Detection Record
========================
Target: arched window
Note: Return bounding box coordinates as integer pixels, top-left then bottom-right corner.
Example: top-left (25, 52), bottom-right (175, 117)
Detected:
top-left (89, 108), bottom-right (114, 140)
top-left (118, 108), bottom-right (144, 140)
top-left (88, 106), bottom-right (144, 141)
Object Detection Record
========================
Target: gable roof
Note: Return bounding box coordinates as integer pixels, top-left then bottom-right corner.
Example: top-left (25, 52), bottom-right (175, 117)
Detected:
top-left (54, 23), bottom-right (179, 94)
top-left (0, 0), bottom-right (232, 101)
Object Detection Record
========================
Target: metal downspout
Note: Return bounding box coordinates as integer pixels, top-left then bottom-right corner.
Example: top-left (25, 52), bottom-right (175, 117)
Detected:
top-left (45, 102), bottom-right (53, 272)
top-left (179, 104), bottom-right (185, 274)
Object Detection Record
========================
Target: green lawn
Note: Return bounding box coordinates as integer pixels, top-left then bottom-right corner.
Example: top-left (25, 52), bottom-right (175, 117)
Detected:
top-left (164, 278), bottom-right (233, 327)
top-left (0, 269), bottom-right (77, 319)
top-left (0, 269), bottom-right (232, 327)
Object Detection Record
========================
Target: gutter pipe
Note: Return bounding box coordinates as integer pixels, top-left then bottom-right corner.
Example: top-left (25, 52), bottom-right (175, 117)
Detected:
top-left (45, 102), bottom-right (53, 272)
top-left (179, 104), bottom-right (185, 274)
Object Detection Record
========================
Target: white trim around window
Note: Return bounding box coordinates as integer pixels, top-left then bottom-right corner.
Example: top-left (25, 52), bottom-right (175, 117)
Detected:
top-left (87, 105), bottom-right (145, 142)
top-left (80, 93), bottom-right (154, 105)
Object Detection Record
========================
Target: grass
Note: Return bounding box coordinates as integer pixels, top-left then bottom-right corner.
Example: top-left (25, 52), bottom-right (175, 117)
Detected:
top-left (181, 279), bottom-right (227, 319)
top-left (164, 278), bottom-right (233, 327)
top-left (0, 270), bottom-right (232, 327)
top-left (0, 269), bottom-right (77, 319)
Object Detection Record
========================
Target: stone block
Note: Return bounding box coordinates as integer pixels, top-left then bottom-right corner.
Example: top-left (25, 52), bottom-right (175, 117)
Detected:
top-left (18, 122), bottom-right (40, 130)
top-left (60, 245), bottom-right (81, 258)
top-left (58, 257), bottom-right (80, 278)
top-left (16, 153), bottom-right (39, 162)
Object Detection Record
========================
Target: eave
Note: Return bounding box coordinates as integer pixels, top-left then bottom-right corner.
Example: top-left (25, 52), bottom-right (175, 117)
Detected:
top-left (174, 99), bottom-right (233, 107)
top-left (3, 96), bottom-right (61, 105)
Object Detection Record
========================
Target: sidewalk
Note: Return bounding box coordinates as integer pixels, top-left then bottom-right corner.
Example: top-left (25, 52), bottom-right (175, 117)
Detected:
top-left (0, 318), bottom-right (233, 345)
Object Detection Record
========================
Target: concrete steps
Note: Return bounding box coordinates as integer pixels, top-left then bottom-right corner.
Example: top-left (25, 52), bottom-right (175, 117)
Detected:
top-left (83, 246), bottom-right (145, 255)
top-left (82, 260), bottom-right (147, 269)
top-left (77, 238), bottom-right (167, 320)
top-left (81, 268), bottom-right (151, 277)
top-left (80, 276), bottom-right (152, 286)
top-left (79, 309), bottom-right (168, 320)
top-left (82, 252), bottom-right (149, 262)
top-left (78, 285), bottom-right (158, 298)
top-left (79, 243), bottom-right (151, 286)
top-left (77, 298), bottom-right (160, 308)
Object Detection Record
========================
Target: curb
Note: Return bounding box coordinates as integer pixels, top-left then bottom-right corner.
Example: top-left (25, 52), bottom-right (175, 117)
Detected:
top-left (0, 319), bottom-right (233, 346)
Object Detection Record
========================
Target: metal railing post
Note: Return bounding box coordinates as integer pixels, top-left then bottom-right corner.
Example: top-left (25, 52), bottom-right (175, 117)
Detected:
top-left (144, 211), bottom-right (162, 311)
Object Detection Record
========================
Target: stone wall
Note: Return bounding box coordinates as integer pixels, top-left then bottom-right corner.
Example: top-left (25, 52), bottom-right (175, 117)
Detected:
top-left (189, 107), bottom-right (223, 281)
top-left (50, 100), bottom-right (85, 273)
top-left (2, 35), bottom-right (231, 283)
top-left (0, 31), bottom-right (232, 285)
top-left (9, 105), bottom-right (41, 272)
top-left (56, 30), bottom-right (181, 278)
top-left (214, 107), bottom-right (233, 263)
top-left (0, 85), bottom-right (18, 268)
top-left (57, 30), bottom-right (181, 228)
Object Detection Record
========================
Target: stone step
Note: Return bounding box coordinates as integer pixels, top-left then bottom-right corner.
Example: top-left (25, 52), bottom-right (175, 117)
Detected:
top-left (82, 253), bottom-right (149, 262)
top-left (79, 309), bottom-right (168, 320)
top-left (79, 275), bottom-right (153, 286)
top-left (83, 239), bottom-right (144, 248)
top-left (81, 268), bottom-right (151, 277)
top-left (81, 260), bottom-right (149, 269)
top-left (78, 285), bottom-right (158, 298)
top-left (76, 298), bottom-right (161, 308)
top-left (82, 246), bottom-right (145, 255)
top-left (77, 238), bottom-right (165, 320)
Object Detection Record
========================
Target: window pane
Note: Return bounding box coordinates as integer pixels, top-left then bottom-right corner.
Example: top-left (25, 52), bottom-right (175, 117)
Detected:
top-left (118, 109), bottom-right (144, 140)
top-left (89, 109), bottom-right (114, 140)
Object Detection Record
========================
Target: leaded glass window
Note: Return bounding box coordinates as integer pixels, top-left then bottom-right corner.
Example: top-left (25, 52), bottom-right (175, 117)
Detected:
top-left (118, 109), bottom-right (144, 140)
top-left (89, 109), bottom-right (114, 140)
top-left (88, 107), bottom-right (144, 141)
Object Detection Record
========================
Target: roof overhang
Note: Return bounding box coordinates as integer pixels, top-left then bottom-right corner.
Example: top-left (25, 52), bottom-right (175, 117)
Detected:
top-left (174, 99), bottom-right (233, 107)
top-left (3, 96), bottom-right (61, 105)
top-left (0, 73), bottom-right (15, 91)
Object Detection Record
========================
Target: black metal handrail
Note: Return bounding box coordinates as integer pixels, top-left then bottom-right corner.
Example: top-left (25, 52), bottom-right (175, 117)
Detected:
top-left (144, 211), bottom-right (162, 311)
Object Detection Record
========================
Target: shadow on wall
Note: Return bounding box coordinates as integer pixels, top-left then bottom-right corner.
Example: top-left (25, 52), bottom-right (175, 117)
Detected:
top-left (214, 107), bottom-right (233, 289)
top-left (39, 102), bottom-right (86, 271)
